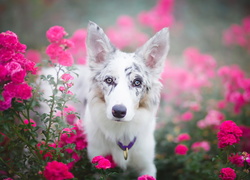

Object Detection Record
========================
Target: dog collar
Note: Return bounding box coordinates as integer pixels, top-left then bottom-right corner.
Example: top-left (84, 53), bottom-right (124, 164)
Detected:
top-left (117, 137), bottom-right (137, 160)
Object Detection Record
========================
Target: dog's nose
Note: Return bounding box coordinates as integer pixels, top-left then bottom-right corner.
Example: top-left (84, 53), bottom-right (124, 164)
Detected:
top-left (112, 105), bottom-right (127, 118)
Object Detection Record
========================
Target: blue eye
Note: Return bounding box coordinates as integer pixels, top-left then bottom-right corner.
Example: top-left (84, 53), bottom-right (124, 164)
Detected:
top-left (104, 77), bottom-right (114, 85)
top-left (132, 78), bottom-right (142, 87)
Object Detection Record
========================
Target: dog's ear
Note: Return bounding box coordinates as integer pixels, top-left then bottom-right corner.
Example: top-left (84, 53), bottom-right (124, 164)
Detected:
top-left (86, 21), bottom-right (115, 64)
top-left (136, 28), bottom-right (169, 76)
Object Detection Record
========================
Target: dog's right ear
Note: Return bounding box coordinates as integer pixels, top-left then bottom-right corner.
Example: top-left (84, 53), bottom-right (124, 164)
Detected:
top-left (86, 21), bottom-right (115, 64)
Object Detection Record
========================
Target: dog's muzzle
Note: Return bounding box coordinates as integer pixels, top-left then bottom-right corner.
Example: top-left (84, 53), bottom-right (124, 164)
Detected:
top-left (112, 104), bottom-right (127, 119)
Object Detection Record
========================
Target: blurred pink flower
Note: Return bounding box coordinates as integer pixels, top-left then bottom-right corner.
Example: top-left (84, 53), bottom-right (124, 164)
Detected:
top-left (43, 161), bottom-right (74, 180)
top-left (59, 121), bottom-right (87, 151)
top-left (197, 110), bottom-right (225, 129)
top-left (219, 167), bottom-right (236, 180)
top-left (176, 133), bottom-right (191, 142)
top-left (107, 15), bottom-right (148, 49)
top-left (223, 16), bottom-right (250, 52)
top-left (59, 86), bottom-right (65, 92)
top-left (105, 155), bottom-right (117, 168)
top-left (46, 26), bottom-right (74, 67)
top-left (56, 105), bottom-right (77, 125)
top-left (25, 49), bottom-right (41, 63)
top-left (138, 0), bottom-right (174, 31)
top-left (92, 156), bottom-right (111, 169)
top-left (191, 141), bottom-right (210, 152)
top-left (217, 120), bottom-right (243, 148)
top-left (46, 26), bottom-right (67, 43)
top-left (24, 119), bottom-right (37, 127)
top-left (175, 144), bottom-right (188, 155)
top-left (69, 29), bottom-right (87, 65)
top-left (228, 154), bottom-right (244, 167)
top-left (61, 73), bottom-right (74, 81)
top-left (239, 125), bottom-right (250, 152)
top-left (138, 174), bottom-right (156, 180)
top-left (180, 111), bottom-right (193, 122)
top-left (217, 65), bottom-right (250, 113)
top-left (57, 50), bottom-right (74, 67)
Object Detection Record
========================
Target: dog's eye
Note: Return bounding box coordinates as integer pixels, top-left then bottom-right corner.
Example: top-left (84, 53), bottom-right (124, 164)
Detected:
top-left (132, 78), bottom-right (142, 87)
top-left (104, 77), bottom-right (114, 85)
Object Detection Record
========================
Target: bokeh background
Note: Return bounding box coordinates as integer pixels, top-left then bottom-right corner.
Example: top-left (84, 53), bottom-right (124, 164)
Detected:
top-left (1, 0), bottom-right (250, 68)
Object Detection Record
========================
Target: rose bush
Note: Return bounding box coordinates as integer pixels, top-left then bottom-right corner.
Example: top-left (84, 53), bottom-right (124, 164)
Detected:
top-left (1, 0), bottom-right (250, 179)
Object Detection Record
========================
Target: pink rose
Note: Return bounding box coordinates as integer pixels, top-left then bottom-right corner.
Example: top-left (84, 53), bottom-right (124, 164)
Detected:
top-left (219, 167), bottom-right (236, 180)
top-left (217, 120), bottom-right (242, 148)
top-left (176, 133), bottom-right (191, 143)
top-left (92, 156), bottom-right (111, 169)
top-left (43, 161), bottom-right (74, 180)
top-left (138, 174), bottom-right (156, 180)
top-left (61, 73), bottom-right (74, 81)
top-left (46, 26), bottom-right (67, 43)
top-left (175, 144), bottom-right (189, 155)
top-left (23, 119), bottom-right (37, 127)
top-left (191, 141), bottom-right (210, 152)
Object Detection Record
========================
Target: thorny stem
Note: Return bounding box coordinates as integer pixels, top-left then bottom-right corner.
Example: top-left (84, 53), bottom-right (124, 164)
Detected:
top-left (13, 110), bottom-right (38, 146)
top-left (45, 65), bottom-right (63, 146)
top-left (11, 124), bottom-right (42, 160)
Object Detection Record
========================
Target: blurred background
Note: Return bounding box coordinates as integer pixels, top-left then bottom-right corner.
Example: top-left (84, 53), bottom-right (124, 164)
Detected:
top-left (1, 0), bottom-right (250, 68)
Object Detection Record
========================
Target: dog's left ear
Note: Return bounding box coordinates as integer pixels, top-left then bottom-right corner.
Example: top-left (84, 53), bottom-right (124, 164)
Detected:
top-left (136, 28), bottom-right (169, 76)
top-left (86, 21), bottom-right (115, 65)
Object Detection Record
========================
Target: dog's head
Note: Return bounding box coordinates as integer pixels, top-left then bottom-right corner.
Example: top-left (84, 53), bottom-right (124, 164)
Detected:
top-left (86, 21), bottom-right (169, 122)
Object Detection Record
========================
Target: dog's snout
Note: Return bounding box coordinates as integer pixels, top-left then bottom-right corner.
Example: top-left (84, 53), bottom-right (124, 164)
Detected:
top-left (112, 105), bottom-right (127, 119)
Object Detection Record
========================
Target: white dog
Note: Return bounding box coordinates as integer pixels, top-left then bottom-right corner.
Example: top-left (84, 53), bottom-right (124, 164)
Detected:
top-left (84, 22), bottom-right (169, 177)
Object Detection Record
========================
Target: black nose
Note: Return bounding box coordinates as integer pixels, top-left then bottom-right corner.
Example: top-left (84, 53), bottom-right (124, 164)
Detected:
top-left (112, 105), bottom-right (127, 118)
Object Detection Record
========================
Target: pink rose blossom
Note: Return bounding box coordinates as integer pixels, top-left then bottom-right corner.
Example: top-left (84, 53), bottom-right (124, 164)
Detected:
top-left (138, 174), bottom-right (156, 180)
top-left (0, 30), bottom-right (36, 111)
top-left (57, 50), bottom-right (74, 67)
top-left (46, 43), bottom-right (64, 60)
top-left (191, 141), bottom-right (210, 152)
top-left (175, 144), bottom-right (188, 155)
top-left (59, 122), bottom-right (87, 151)
top-left (61, 73), bottom-right (74, 81)
top-left (36, 141), bottom-right (57, 160)
top-left (197, 110), bottom-right (225, 129)
top-left (138, 0), bottom-right (174, 31)
top-left (228, 154), bottom-right (244, 167)
top-left (219, 167), bottom-right (236, 180)
top-left (180, 111), bottom-right (193, 121)
top-left (217, 120), bottom-right (243, 148)
top-left (176, 133), bottom-right (191, 143)
top-left (106, 15), bottom-right (148, 49)
top-left (105, 155), bottom-right (117, 168)
top-left (46, 26), bottom-right (67, 43)
top-left (0, 65), bottom-right (8, 82)
top-left (66, 90), bottom-right (73, 95)
top-left (25, 49), bottom-right (41, 63)
top-left (46, 26), bottom-right (74, 66)
top-left (92, 156), bottom-right (105, 164)
top-left (43, 161), bottom-right (74, 180)
top-left (56, 105), bottom-right (77, 125)
top-left (59, 86), bottom-right (66, 92)
top-left (24, 119), bottom-right (37, 127)
top-left (15, 83), bottom-right (33, 100)
top-left (69, 29), bottom-right (87, 65)
top-left (11, 70), bottom-right (26, 83)
top-left (92, 156), bottom-right (111, 169)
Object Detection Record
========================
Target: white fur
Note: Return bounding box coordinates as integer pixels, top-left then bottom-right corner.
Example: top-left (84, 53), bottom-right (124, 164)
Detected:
top-left (84, 22), bottom-right (169, 177)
